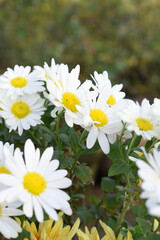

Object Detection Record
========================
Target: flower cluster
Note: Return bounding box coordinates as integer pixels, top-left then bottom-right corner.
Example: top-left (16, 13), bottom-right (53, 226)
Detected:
top-left (0, 65), bottom-right (45, 135)
top-left (1, 58), bottom-right (160, 239)
top-left (44, 59), bottom-right (126, 154)
top-left (23, 213), bottom-right (133, 240)
top-left (0, 139), bottom-right (72, 238)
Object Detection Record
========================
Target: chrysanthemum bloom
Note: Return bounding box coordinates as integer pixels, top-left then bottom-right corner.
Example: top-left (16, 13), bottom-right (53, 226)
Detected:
top-left (0, 141), bottom-right (14, 175)
top-left (46, 63), bottom-right (92, 127)
top-left (0, 202), bottom-right (23, 239)
top-left (0, 142), bottom-right (14, 190)
top-left (0, 139), bottom-right (72, 222)
top-left (76, 85), bottom-right (123, 154)
top-left (0, 65), bottom-right (44, 99)
top-left (77, 220), bottom-right (133, 240)
top-left (136, 148), bottom-right (160, 217)
top-left (91, 71), bottom-right (126, 108)
top-left (34, 58), bottom-right (60, 81)
top-left (0, 94), bottom-right (45, 135)
top-left (119, 98), bottom-right (160, 140)
top-left (23, 212), bottom-right (80, 240)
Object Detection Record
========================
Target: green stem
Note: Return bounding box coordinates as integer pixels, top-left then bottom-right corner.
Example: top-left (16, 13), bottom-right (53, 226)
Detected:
top-left (55, 109), bottom-right (64, 149)
top-left (29, 130), bottom-right (42, 146)
top-left (147, 138), bottom-right (159, 152)
top-left (126, 134), bottom-right (137, 160)
top-left (119, 122), bottom-right (126, 142)
top-left (117, 139), bottom-right (124, 162)
top-left (114, 198), bottom-right (132, 234)
top-left (79, 129), bottom-right (87, 145)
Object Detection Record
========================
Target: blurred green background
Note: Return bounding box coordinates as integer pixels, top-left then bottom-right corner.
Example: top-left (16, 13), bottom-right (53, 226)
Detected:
top-left (0, 0), bottom-right (160, 100)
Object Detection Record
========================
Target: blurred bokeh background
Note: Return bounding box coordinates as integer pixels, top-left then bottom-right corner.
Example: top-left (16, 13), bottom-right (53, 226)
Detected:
top-left (0, 0), bottom-right (160, 99)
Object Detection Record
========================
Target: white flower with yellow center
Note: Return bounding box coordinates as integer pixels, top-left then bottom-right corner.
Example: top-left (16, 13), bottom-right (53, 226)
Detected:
top-left (152, 98), bottom-right (160, 132)
top-left (34, 58), bottom-right (60, 81)
top-left (76, 86), bottom-right (123, 154)
top-left (0, 142), bottom-right (14, 190)
top-left (0, 94), bottom-right (45, 135)
top-left (136, 148), bottom-right (160, 217)
top-left (46, 64), bottom-right (88, 127)
top-left (0, 139), bottom-right (72, 222)
top-left (0, 65), bottom-right (45, 99)
top-left (91, 71), bottom-right (126, 108)
top-left (119, 99), bottom-right (160, 140)
top-left (0, 201), bottom-right (23, 239)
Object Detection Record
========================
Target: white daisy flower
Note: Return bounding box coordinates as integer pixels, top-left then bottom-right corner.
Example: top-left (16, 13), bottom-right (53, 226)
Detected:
top-left (0, 139), bottom-right (72, 222)
top-left (136, 148), bottom-right (160, 217)
top-left (0, 201), bottom-right (23, 239)
top-left (91, 71), bottom-right (125, 107)
top-left (0, 141), bottom-right (14, 175)
top-left (0, 65), bottom-right (45, 99)
top-left (76, 85), bottom-right (123, 154)
top-left (46, 64), bottom-right (90, 127)
top-left (0, 94), bottom-right (45, 135)
top-left (119, 99), bottom-right (160, 140)
top-left (34, 58), bottom-right (60, 81)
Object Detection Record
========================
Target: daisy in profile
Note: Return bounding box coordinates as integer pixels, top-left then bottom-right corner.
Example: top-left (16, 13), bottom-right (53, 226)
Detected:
top-left (34, 58), bottom-right (60, 81)
top-left (91, 71), bottom-right (126, 108)
top-left (46, 63), bottom-right (89, 127)
top-left (136, 148), bottom-right (160, 217)
top-left (119, 98), bottom-right (160, 140)
top-left (0, 142), bottom-right (14, 189)
top-left (0, 94), bottom-right (45, 135)
top-left (0, 139), bottom-right (72, 222)
top-left (0, 141), bottom-right (14, 175)
top-left (76, 85), bottom-right (123, 154)
top-left (24, 212), bottom-right (80, 240)
top-left (0, 65), bottom-right (44, 99)
top-left (0, 201), bottom-right (23, 239)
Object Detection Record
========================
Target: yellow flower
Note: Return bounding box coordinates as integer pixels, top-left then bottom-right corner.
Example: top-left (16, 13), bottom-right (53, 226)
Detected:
top-left (77, 220), bottom-right (133, 240)
top-left (23, 212), bottom-right (80, 240)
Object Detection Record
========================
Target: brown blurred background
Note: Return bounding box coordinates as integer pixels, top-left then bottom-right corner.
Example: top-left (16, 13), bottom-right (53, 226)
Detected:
top-left (0, 0), bottom-right (160, 101)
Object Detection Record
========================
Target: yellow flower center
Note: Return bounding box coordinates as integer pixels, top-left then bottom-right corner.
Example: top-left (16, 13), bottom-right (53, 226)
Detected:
top-left (11, 77), bottom-right (27, 88)
top-left (0, 204), bottom-right (2, 217)
top-left (136, 117), bottom-right (153, 131)
top-left (90, 109), bottom-right (108, 127)
top-left (107, 95), bottom-right (116, 105)
top-left (62, 92), bottom-right (80, 112)
top-left (11, 101), bottom-right (30, 118)
top-left (23, 172), bottom-right (46, 195)
top-left (0, 166), bottom-right (11, 174)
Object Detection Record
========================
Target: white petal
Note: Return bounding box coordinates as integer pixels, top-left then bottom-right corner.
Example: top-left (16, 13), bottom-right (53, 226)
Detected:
top-left (86, 126), bottom-right (98, 149)
top-left (98, 132), bottom-right (110, 154)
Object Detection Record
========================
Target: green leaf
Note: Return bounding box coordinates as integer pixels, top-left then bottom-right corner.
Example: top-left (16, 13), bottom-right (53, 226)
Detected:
top-left (142, 233), bottom-right (160, 240)
top-left (73, 193), bottom-right (85, 201)
top-left (79, 142), bottom-right (100, 156)
top-left (69, 128), bottom-right (79, 149)
top-left (76, 206), bottom-right (93, 224)
top-left (107, 142), bottom-right (121, 162)
top-left (130, 204), bottom-right (147, 218)
top-left (74, 164), bottom-right (92, 181)
top-left (131, 135), bottom-right (142, 149)
top-left (101, 177), bottom-right (116, 192)
top-left (136, 217), bottom-right (151, 235)
top-left (59, 133), bottom-right (69, 144)
top-left (60, 157), bottom-right (75, 168)
top-left (53, 150), bottom-right (64, 159)
top-left (108, 160), bottom-right (130, 176)
top-left (16, 229), bottom-right (30, 240)
top-left (103, 193), bottom-right (120, 212)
